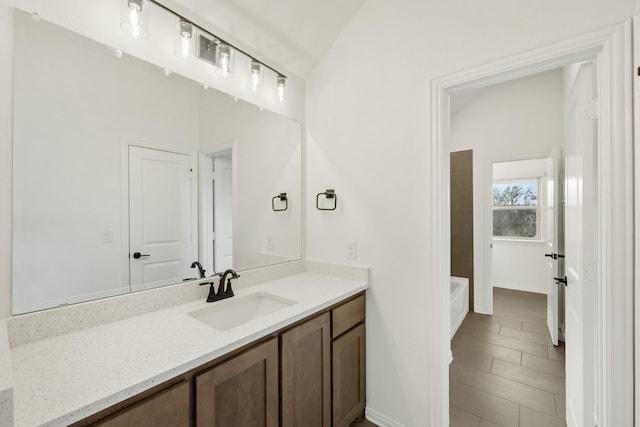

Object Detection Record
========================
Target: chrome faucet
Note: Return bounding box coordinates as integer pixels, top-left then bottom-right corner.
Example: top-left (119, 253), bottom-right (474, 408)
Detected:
top-left (190, 261), bottom-right (206, 279)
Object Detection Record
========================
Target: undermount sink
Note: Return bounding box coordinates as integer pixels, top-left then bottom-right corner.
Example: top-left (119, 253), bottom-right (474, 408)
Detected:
top-left (188, 292), bottom-right (297, 331)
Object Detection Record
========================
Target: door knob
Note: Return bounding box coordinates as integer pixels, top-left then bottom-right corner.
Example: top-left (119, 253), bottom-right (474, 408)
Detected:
top-left (132, 252), bottom-right (150, 259)
top-left (545, 253), bottom-right (559, 259)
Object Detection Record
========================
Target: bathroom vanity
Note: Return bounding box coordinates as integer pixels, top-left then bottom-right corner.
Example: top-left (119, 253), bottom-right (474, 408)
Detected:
top-left (3, 262), bottom-right (368, 427)
top-left (85, 293), bottom-right (364, 427)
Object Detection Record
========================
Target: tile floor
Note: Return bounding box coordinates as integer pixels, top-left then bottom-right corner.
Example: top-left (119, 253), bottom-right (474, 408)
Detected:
top-left (450, 288), bottom-right (566, 427)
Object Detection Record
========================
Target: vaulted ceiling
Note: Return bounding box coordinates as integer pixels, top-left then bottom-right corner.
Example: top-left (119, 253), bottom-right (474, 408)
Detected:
top-left (169, 0), bottom-right (367, 78)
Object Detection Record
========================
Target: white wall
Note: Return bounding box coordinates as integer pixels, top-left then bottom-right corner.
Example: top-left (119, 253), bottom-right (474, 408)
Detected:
top-left (198, 91), bottom-right (302, 271)
top-left (491, 158), bottom-right (550, 295)
top-left (450, 70), bottom-right (564, 309)
top-left (304, 1), bottom-right (632, 425)
top-left (0, 0), bottom-right (306, 318)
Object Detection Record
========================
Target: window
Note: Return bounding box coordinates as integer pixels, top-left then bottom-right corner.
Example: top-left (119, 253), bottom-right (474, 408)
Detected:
top-left (492, 180), bottom-right (539, 239)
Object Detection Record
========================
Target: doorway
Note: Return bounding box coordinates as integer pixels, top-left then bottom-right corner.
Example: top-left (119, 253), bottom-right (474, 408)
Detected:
top-left (449, 68), bottom-right (570, 426)
top-left (431, 23), bottom-right (633, 427)
top-left (199, 143), bottom-right (236, 276)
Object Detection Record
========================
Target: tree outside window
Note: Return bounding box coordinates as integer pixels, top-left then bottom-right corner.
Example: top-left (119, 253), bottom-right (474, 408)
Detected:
top-left (492, 180), bottom-right (539, 239)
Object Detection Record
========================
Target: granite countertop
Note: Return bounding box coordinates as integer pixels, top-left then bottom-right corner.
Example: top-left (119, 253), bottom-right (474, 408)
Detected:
top-left (9, 272), bottom-right (368, 427)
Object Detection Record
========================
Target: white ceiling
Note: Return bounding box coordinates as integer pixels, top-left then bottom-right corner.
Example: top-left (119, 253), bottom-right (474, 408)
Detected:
top-left (167, 0), bottom-right (368, 78)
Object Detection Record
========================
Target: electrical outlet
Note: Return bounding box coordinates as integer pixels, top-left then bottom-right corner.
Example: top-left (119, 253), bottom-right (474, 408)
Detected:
top-left (346, 241), bottom-right (357, 260)
top-left (266, 236), bottom-right (275, 251)
top-left (103, 230), bottom-right (113, 243)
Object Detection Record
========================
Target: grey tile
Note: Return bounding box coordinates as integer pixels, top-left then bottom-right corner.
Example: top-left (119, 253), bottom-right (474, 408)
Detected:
top-left (454, 335), bottom-right (522, 364)
top-left (451, 364), bottom-right (557, 415)
top-left (450, 382), bottom-right (519, 427)
top-left (555, 394), bottom-right (566, 420)
top-left (520, 406), bottom-right (566, 427)
top-left (491, 359), bottom-right (565, 395)
top-left (462, 321), bottom-right (501, 335)
top-left (522, 321), bottom-right (550, 335)
top-left (548, 343), bottom-right (566, 361)
top-left (450, 405), bottom-right (480, 427)
top-left (500, 326), bottom-right (553, 346)
top-left (522, 353), bottom-right (565, 377)
top-left (451, 350), bottom-right (493, 372)
top-left (493, 309), bottom-right (547, 326)
top-left (479, 419), bottom-right (503, 427)
top-left (464, 328), bottom-right (548, 357)
top-left (467, 312), bottom-right (523, 330)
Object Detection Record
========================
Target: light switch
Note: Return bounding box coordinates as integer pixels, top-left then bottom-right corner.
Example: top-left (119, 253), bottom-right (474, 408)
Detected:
top-left (103, 230), bottom-right (113, 243)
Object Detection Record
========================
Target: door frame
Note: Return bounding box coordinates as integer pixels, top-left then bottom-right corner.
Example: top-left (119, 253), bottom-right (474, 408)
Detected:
top-left (120, 138), bottom-right (198, 291)
top-left (198, 141), bottom-right (237, 276)
top-left (430, 22), bottom-right (633, 426)
top-left (482, 151), bottom-right (551, 315)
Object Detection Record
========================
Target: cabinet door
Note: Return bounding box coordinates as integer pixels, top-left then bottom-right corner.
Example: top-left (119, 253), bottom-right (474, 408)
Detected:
top-left (281, 312), bottom-right (331, 427)
top-left (332, 323), bottom-right (366, 427)
top-left (196, 338), bottom-right (278, 427)
top-left (93, 381), bottom-right (190, 427)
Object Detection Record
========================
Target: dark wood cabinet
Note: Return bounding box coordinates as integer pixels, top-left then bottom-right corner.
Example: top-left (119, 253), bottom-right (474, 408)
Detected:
top-left (78, 292), bottom-right (366, 427)
top-left (331, 296), bottom-right (366, 427)
top-left (92, 381), bottom-right (190, 427)
top-left (195, 337), bottom-right (279, 427)
top-left (332, 324), bottom-right (366, 427)
top-left (281, 312), bottom-right (331, 427)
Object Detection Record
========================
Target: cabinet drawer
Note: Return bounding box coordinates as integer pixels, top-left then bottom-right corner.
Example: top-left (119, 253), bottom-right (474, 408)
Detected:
top-left (332, 294), bottom-right (365, 338)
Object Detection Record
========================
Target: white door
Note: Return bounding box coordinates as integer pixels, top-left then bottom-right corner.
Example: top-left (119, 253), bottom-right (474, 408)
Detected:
top-left (129, 146), bottom-right (193, 291)
top-left (564, 62), bottom-right (597, 427)
top-left (544, 148), bottom-right (561, 346)
top-left (213, 157), bottom-right (233, 272)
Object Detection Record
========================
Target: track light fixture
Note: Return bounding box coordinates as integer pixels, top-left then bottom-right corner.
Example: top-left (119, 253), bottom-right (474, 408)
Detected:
top-left (120, 0), bottom-right (287, 101)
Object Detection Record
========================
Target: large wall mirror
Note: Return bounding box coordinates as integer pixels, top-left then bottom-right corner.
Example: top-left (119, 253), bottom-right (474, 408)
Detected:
top-left (12, 10), bottom-right (302, 314)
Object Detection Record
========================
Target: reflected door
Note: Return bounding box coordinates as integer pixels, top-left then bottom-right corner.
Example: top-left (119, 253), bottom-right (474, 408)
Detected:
top-left (213, 157), bottom-right (233, 272)
top-left (129, 146), bottom-right (193, 291)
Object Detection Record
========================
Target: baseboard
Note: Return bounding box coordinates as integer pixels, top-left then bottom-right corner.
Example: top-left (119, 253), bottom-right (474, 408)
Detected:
top-left (474, 305), bottom-right (490, 315)
top-left (493, 282), bottom-right (547, 295)
top-left (365, 407), bottom-right (406, 427)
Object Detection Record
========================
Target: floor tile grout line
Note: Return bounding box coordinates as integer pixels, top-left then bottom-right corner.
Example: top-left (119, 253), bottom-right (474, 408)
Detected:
top-left (488, 366), bottom-right (566, 396)
top-left (451, 377), bottom-right (560, 418)
top-left (460, 330), bottom-right (548, 357)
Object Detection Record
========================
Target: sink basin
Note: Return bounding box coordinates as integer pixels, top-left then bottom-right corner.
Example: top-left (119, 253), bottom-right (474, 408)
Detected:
top-left (188, 292), bottom-right (297, 331)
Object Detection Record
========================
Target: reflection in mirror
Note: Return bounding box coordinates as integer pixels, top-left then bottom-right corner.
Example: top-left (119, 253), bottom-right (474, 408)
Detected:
top-left (11, 10), bottom-right (302, 314)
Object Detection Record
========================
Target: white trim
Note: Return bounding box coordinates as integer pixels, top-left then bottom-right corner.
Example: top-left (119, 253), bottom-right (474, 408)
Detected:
top-left (365, 407), bottom-right (406, 427)
top-left (431, 22), bottom-right (633, 427)
top-left (199, 141), bottom-right (237, 275)
top-left (633, 11), bottom-right (640, 427)
top-left (493, 283), bottom-right (547, 295)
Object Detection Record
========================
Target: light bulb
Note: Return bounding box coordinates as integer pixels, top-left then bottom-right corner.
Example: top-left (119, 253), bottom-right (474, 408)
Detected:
top-left (276, 75), bottom-right (286, 103)
top-left (130, 7), bottom-right (140, 37)
top-left (249, 61), bottom-right (263, 91)
top-left (174, 21), bottom-right (194, 60)
top-left (216, 43), bottom-right (234, 78)
top-left (121, 0), bottom-right (149, 39)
